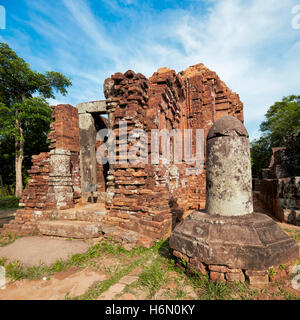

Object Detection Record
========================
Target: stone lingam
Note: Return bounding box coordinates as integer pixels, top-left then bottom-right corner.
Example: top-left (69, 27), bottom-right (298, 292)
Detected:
top-left (169, 116), bottom-right (299, 285)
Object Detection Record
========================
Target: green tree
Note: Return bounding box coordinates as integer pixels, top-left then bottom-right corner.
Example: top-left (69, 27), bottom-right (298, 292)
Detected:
top-left (251, 95), bottom-right (300, 177)
top-left (0, 43), bottom-right (71, 197)
top-left (260, 95), bottom-right (300, 146)
top-left (250, 136), bottom-right (272, 178)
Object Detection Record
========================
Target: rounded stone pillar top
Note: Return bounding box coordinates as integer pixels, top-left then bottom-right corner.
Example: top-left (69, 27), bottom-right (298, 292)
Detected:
top-left (207, 116), bottom-right (248, 140)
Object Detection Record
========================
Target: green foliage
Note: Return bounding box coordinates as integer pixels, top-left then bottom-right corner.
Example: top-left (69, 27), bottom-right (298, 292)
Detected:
top-left (269, 268), bottom-right (276, 276)
top-left (181, 257), bottom-right (187, 267)
top-left (260, 95), bottom-right (300, 146)
top-left (0, 137), bottom-right (16, 192)
top-left (138, 262), bottom-right (169, 298)
top-left (0, 43), bottom-right (71, 105)
top-left (251, 95), bottom-right (300, 177)
top-left (0, 196), bottom-right (19, 209)
top-left (188, 272), bottom-right (232, 300)
top-left (0, 257), bottom-right (7, 266)
top-left (0, 42), bottom-right (72, 193)
top-left (279, 264), bottom-right (285, 270)
top-left (250, 136), bottom-right (272, 178)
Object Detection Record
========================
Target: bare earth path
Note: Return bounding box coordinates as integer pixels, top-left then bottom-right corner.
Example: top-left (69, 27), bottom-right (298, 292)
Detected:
top-left (0, 237), bottom-right (89, 266)
top-left (0, 196), bottom-right (299, 300)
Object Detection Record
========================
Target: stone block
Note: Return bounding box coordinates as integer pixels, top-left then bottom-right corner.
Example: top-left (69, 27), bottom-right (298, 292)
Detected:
top-left (208, 265), bottom-right (229, 273)
top-left (37, 220), bottom-right (100, 239)
top-left (246, 274), bottom-right (269, 287)
top-left (188, 259), bottom-right (207, 275)
top-left (269, 269), bottom-right (287, 282)
top-left (225, 271), bottom-right (245, 282)
top-left (173, 250), bottom-right (189, 262)
top-left (210, 271), bottom-right (225, 283)
top-left (77, 100), bottom-right (107, 114)
top-left (245, 269), bottom-right (269, 286)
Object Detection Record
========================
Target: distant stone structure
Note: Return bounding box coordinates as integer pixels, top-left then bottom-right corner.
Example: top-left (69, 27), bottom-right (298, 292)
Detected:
top-left (1, 63), bottom-right (244, 247)
top-left (258, 132), bottom-right (300, 226)
top-left (170, 117), bottom-right (299, 285)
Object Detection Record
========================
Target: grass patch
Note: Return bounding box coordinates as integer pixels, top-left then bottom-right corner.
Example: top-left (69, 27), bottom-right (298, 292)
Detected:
top-left (99, 240), bottom-right (149, 258)
top-left (2, 243), bottom-right (103, 281)
top-left (171, 279), bottom-right (188, 299)
top-left (138, 261), bottom-right (169, 298)
top-left (189, 272), bottom-right (233, 300)
top-left (70, 240), bottom-right (167, 300)
top-left (0, 196), bottom-right (20, 209)
top-left (0, 257), bottom-right (7, 266)
top-left (186, 271), bottom-right (259, 300)
top-left (1, 237), bottom-right (299, 301)
top-left (276, 286), bottom-right (300, 300)
top-left (73, 255), bottom-right (150, 300)
top-left (1, 239), bottom-right (155, 283)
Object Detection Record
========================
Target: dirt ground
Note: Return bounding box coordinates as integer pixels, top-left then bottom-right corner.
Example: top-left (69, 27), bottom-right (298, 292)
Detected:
top-left (0, 237), bottom-right (90, 266)
top-left (0, 196), bottom-right (299, 300)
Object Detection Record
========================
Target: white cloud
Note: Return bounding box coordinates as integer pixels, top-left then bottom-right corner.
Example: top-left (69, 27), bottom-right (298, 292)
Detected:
top-left (14, 0), bottom-right (300, 140)
top-left (47, 98), bottom-right (69, 106)
top-left (62, 0), bottom-right (121, 62)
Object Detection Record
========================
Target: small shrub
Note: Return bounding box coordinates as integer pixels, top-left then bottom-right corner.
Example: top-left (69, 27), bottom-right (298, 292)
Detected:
top-left (269, 268), bottom-right (276, 276)
top-left (0, 257), bottom-right (6, 266)
top-left (0, 196), bottom-right (20, 209)
top-left (279, 264), bottom-right (285, 270)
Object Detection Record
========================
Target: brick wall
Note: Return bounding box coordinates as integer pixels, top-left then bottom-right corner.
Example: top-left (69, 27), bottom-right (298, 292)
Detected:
top-left (258, 135), bottom-right (300, 225)
top-left (1, 104), bottom-right (80, 235)
top-left (102, 70), bottom-right (173, 243)
top-left (147, 64), bottom-right (243, 219)
top-left (103, 64), bottom-right (244, 243)
top-left (48, 104), bottom-right (80, 152)
top-left (178, 64), bottom-right (244, 213)
top-left (1, 64), bottom-right (245, 240)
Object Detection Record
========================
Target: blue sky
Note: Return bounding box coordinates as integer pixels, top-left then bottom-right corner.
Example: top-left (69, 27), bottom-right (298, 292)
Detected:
top-left (0, 0), bottom-right (300, 140)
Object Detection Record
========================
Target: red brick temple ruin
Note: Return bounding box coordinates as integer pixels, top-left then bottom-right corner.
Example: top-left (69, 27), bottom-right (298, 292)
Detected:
top-left (1, 63), bottom-right (244, 247)
top-left (255, 133), bottom-right (300, 226)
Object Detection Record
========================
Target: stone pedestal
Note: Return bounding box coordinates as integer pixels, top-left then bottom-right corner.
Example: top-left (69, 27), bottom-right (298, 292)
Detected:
top-left (170, 116), bottom-right (299, 284)
top-left (170, 211), bottom-right (299, 270)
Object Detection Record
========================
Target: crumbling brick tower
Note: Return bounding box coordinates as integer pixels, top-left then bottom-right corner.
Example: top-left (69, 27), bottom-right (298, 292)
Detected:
top-left (1, 104), bottom-right (81, 235)
top-left (0, 63), bottom-right (244, 246)
top-left (102, 63), bottom-right (244, 246)
top-left (176, 64), bottom-right (243, 213)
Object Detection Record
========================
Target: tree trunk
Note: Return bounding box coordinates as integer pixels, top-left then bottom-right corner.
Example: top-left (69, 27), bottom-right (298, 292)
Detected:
top-left (15, 112), bottom-right (24, 198)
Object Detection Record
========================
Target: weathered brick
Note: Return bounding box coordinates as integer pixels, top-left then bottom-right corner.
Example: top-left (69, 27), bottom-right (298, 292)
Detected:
top-left (210, 271), bottom-right (226, 283)
top-left (225, 271), bottom-right (245, 282)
